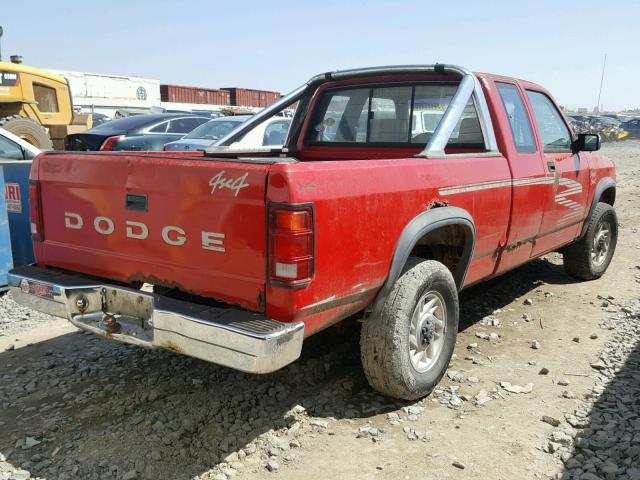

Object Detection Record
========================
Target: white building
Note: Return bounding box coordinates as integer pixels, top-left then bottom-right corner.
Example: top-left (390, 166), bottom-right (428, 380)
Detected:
top-left (50, 69), bottom-right (234, 119)
top-left (51, 69), bottom-right (161, 117)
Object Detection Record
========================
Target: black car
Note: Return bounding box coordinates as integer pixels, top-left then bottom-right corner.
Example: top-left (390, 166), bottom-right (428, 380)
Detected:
top-left (621, 117), bottom-right (640, 139)
top-left (90, 112), bottom-right (112, 127)
top-left (65, 114), bottom-right (210, 151)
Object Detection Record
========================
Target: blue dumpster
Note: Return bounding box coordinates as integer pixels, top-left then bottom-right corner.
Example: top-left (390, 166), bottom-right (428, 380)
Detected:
top-left (1, 160), bottom-right (35, 268)
top-left (0, 166), bottom-right (14, 290)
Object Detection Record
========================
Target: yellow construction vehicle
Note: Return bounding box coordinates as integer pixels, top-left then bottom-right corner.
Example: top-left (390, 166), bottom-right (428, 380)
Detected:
top-left (0, 57), bottom-right (89, 148)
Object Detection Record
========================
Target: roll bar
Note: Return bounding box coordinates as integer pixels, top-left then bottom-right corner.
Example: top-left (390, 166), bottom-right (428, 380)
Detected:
top-left (209, 64), bottom-right (498, 157)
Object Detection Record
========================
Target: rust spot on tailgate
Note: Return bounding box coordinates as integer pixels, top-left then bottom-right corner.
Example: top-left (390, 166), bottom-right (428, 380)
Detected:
top-left (127, 272), bottom-right (190, 293)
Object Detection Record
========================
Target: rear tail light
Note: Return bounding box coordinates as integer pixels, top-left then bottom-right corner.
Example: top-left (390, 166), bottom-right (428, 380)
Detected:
top-left (99, 135), bottom-right (125, 151)
top-left (268, 204), bottom-right (314, 287)
top-left (29, 180), bottom-right (43, 242)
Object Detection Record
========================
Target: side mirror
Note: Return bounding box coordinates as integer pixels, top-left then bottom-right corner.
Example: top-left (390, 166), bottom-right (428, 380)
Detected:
top-left (574, 133), bottom-right (600, 152)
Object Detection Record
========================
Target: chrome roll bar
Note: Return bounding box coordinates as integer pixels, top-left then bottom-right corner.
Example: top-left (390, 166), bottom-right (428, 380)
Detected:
top-left (210, 64), bottom-right (498, 157)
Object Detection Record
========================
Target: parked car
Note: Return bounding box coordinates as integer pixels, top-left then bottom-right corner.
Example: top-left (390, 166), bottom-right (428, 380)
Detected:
top-left (65, 114), bottom-right (211, 151)
top-left (164, 116), bottom-right (250, 151)
top-left (164, 116), bottom-right (291, 151)
top-left (621, 117), bottom-right (640, 138)
top-left (11, 64), bottom-right (617, 401)
top-left (567, 115), bottom-right (591, 133)
top-left (89, 113), bottom-right (112, 127)
top-left (0, 127), bottom-right (41, 160)
top-left (191, 110), bottom-right (225, 119)
top-left (589, 116), bottom-right (628, 142)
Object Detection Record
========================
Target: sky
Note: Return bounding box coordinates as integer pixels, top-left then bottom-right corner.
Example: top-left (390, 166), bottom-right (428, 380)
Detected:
top-left (1, 0), bottom-right (638, 111)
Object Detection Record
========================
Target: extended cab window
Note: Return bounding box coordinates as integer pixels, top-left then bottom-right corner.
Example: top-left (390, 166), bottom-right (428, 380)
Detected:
top-left (526, 90), bottom-right (572, 153)
top-left (306, 83), bottom-right (485, 149)
top-left (496, 83), bottom-right (536, 153)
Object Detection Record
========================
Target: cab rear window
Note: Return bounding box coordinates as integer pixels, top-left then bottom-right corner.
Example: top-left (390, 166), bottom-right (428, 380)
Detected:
top-left (305, 83), bottom-right (484, 149)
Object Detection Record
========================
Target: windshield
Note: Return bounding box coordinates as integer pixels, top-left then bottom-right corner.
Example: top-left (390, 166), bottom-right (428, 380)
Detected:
top-left (184, 119), bottom-right (245, 140)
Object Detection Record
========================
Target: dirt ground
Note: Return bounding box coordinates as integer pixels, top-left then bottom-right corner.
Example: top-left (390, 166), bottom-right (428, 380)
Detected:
top-left (0, 140), bottom-right (639, 480)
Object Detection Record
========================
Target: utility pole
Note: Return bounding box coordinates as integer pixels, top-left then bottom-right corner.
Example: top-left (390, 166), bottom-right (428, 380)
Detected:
top-left (596, 53), bottom-right (607, 113)
top-left (0, 26), bottom-right (3, 62)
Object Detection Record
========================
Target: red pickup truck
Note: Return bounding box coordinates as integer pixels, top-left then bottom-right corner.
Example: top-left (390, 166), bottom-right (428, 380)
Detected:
top-left (10, 64), bottom-right (617, 400)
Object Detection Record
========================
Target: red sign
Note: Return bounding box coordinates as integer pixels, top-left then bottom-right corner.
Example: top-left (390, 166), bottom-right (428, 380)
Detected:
top-left (5, 183), bottom-right (21, 213)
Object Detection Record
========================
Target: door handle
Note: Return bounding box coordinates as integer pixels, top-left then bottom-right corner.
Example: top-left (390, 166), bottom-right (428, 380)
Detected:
top-left (547, 161), bottom-right (556, 172)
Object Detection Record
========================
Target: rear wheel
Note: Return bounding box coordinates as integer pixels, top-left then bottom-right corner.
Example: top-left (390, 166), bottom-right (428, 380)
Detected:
top-left (0, 115), bottom-right (52, 149)
top-left (563, 202), bottom-right (617, 280)
top-left (360, 258), bottom-right (459, 400)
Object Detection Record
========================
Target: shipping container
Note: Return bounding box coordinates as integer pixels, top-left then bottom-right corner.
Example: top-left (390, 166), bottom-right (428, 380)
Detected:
top-left (160, 85), bottom-right (230, 106)
top-left (222, 88), bottom-right (282, 108)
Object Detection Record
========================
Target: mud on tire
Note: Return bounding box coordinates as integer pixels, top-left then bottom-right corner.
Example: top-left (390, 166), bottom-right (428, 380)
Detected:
top-left (360, 258), bottom-right (459, 400)
top-left (563, 202), bottom-right (618, 281)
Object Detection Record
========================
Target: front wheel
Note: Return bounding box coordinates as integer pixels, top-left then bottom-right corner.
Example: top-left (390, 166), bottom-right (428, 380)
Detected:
top-left (360, 258), bottom-right (459, 400)
top-left (563, 202), bottom-right (618, 280)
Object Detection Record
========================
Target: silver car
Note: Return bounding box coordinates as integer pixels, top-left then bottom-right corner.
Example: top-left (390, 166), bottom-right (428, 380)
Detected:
top-left (163, 116), bottom-right (250, 151)
top-left (164, 116), bottom-right (291, 151)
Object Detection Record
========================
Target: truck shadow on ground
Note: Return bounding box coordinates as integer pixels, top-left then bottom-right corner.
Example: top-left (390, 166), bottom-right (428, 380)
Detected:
top-left (558, 336), bottom-right (640, 479)
top-left (458, 255), bottom-right (578, 331)
top-left (0, 256), bottom-right (579, 479)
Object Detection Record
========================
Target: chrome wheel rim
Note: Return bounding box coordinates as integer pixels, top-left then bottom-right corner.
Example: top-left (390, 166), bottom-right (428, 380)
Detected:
top-left (591, 221), bottom-right (611, 267)
top-left (409, 291), bottom-right (446, 373)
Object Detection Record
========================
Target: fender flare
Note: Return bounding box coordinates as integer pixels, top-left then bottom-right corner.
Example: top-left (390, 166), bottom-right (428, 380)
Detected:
top-left (579, 177), bottom-right (616, 239)
top-left (368, 206), bottom-right (476, 319)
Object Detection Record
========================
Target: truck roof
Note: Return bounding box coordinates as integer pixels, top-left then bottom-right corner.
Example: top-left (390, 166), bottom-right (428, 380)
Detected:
top-left (0, 61), bottom-right (67, 84)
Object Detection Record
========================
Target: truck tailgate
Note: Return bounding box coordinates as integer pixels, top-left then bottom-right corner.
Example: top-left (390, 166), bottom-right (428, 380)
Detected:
top-left (33, 152), bottom-right (271, 311)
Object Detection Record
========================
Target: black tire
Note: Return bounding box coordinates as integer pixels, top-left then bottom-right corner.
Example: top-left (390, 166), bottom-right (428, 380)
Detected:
top-left (360, 258), bottom-right (459, 400)
top-left (0, 115), bottom-right (52, 149)
top-left (563, 202), bottom-right (618, 280)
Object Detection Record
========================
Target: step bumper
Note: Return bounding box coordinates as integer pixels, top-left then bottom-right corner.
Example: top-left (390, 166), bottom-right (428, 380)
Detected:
top-left (8, 265), bottom-right (304, 373)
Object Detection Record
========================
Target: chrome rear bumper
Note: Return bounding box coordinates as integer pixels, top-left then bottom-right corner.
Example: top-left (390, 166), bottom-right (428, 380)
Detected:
top-left (8, 266), bottom-right (304, 373)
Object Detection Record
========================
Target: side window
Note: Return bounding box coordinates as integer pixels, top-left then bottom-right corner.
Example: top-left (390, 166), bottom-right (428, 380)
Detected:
top-left (0, 136), bottom-right (24, 160)
top-left (496, 83), bottom-right (536, 153)
top-left (411, 84), bottom-right (483, 147)
top-left (168, 117), bottom-right (207, 134)
top-left (149, 121), bottom-right (168, 133)
top-left (526, 90), bottom-right (572, 153)
top-left (307, 83), bottom-right (485, 148)
top-left (33, 84), bottom-right (59, 113)
top-left (263, 120), bottom-right (291, 146)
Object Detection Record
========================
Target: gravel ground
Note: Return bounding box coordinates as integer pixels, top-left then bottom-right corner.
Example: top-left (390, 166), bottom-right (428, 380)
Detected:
top-left (0, 141), bottom-right (639, 480)
top-left (546, 300), bottom-right (640, 480)
top-left (0, 294), bottom-right (53, 345)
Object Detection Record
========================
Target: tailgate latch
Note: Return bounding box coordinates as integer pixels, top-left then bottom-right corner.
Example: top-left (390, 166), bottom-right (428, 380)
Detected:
top-left (126, 193), bottom-right (148, 212)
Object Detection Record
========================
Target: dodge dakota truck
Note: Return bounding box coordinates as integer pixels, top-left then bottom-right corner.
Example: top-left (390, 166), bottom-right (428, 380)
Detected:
top-left (9, 64), bottom-right (617, 400)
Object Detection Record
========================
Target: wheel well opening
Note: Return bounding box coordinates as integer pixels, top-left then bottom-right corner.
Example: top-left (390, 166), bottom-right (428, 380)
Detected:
top-left (409, 224), bottom-right (469, 286)
top-left (600, 187), bottom-right (615, 206)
